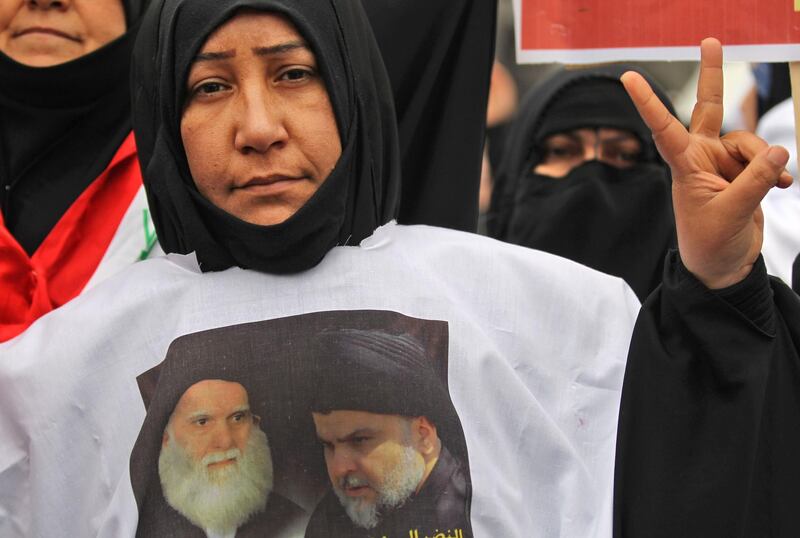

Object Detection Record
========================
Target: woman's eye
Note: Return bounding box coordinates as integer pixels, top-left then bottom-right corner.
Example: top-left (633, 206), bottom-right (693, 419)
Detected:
top-left (618, 152), bottom-right (640, 163)
top-left (192, 81), bottom-right (228, 96)
top-left (544, 145), bottom-right (580, 160)
top-left (603, 146), bottom-right (641, 165)
top-left (279, 68), bottom-right (313, 82)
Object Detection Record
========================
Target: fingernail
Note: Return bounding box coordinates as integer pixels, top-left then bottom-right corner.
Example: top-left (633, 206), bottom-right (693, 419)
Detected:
top-left (767, 146), bottom-right (790, 167)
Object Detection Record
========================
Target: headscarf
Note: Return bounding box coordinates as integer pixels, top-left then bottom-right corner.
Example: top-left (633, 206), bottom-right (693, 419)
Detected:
top-left (131, 0), bottom-right (401, 273)
top-left (487, 66), bottom-right (676, 300)
top-left (0, 0), bottom-right (149, 255)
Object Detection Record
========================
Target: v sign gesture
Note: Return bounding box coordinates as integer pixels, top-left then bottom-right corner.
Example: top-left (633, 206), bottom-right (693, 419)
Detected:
top-left (621, 38), bottom-right (793, 290)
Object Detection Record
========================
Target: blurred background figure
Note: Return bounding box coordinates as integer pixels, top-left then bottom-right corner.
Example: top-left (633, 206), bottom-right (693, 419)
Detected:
top-left (478, 60), bottom-right (518, 233)
top-left (487, 66), bottom-right (676, 300)
top-left (730, 61), bottom-right (799, 291)
top-left (756, 95), bottom-right (799, 291)
top-left (0, 0), bottom-right (155, 341)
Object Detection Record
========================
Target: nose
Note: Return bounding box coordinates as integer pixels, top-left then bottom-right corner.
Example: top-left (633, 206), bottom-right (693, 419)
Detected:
top-left (327, 448), bottom-right (357, 482)
top-left (583, 141), bottom-right (599, 161)
top-left (233, 85), bottom-right (289, 155)
top-left (27, 0), bottom-right (70, 10)
top-left (209, 423), bottom-right (235, 451)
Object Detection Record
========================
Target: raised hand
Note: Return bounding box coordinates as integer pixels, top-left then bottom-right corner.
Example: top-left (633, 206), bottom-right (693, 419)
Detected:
top-left (621, 38), bottom-right (793, 289)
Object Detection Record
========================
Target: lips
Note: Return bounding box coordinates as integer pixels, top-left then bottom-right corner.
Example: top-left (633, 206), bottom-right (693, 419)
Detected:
top-left (343, 484), bottom-right (372, 497)
top-left (206, 457), bottom-right (237, 469)
top-left (340, 475), bottom-right (373, 497)
top-left (238, 175), bottom-right (306, 187)
top-left (13, 27), bottom-right (81, 43)
top-left (234, 174), bottom-right (308, 196)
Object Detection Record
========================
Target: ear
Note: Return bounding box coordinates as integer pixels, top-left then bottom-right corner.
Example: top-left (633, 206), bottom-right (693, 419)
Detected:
top-left (413, 416), bottom-right (439, 456)
top-left (162, 429), bottom-right (170, 448)
top-left (252, 414), bottom-right (261, 427)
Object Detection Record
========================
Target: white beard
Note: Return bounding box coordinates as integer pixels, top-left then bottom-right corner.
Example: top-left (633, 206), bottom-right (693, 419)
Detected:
top-left (159, 427), bottom-right (274, 535)
top-left (333, 445), bottom-right (425, 529)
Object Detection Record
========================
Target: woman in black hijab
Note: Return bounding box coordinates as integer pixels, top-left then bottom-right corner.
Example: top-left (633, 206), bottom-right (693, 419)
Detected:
top-left (488, 67), bottom-right (676, 300)
top-left (132, 0), bottom-right (399, 274)
top-left (0, 0), bottom-right (153, 340)
top-left (132, 0), bottom-right (493, 275)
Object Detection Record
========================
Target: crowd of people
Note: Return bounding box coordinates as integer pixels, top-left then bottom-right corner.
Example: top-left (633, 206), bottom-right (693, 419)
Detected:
top-left (0, 0), bottom-right (798, 537)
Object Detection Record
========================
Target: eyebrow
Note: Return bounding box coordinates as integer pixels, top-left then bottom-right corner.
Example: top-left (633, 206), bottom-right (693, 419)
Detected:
top-left (187, 410), bottom-right (210, 421)
top-left (193, 41), bottom-right (309, 63)
top-left (252, 41), bottom-right (309, 56)
top-left (229, 405), bottom-right (250, 416)
top-left (339, 427), bottom-right (378, 443)
top-left (598, 134), bottom-right (640, 144)
top-left (316, 427), bottom-right (378, 444)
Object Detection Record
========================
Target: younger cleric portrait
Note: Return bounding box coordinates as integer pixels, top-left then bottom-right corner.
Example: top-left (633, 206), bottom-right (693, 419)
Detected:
top-left (301, 329), bottom-right (472, 538)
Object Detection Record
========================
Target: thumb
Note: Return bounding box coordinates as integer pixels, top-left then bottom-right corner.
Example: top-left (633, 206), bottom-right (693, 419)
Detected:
top-left (717, 145), bottom-right (790, 218)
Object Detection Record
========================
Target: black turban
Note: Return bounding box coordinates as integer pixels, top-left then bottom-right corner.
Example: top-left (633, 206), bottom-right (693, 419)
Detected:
top-left (304, 329), bottom-right (453, 431)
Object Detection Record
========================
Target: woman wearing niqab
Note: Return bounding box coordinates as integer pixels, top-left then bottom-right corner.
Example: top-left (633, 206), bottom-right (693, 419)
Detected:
top-left (488, 67), bottom-right (676, 300)
top-left (0, 0), bottom-right (155, 341)
top-left (0, 2), bottom-right (798, 538)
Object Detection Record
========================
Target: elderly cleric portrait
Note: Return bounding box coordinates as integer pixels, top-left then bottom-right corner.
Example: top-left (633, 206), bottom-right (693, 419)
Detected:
top-left (302, 329), bottom-right (472, 538)
top-left (147, 378), bottom-right (306, 538)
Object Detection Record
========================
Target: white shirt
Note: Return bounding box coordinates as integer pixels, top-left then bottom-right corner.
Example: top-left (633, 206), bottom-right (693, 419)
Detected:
top-left (0, 223), bottom-right (639, 538)
top-left (757, 98), bottom-right (800, 285)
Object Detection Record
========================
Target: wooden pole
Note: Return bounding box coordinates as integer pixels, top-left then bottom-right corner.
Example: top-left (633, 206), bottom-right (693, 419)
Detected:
top-left (791, 63), bottom-right (800, 171)
top-left (792, 1), bottom-right (800, 174)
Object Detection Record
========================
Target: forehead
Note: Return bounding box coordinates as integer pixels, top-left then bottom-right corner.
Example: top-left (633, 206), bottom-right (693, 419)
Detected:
top-left (549, 128), bottom-right (639, 142)
top-left (199, 10), bottom-right (304, 52)
top-left (173, 379), bottom-right (248, 416)
top-left (313, 410), bottom-right (405, 438)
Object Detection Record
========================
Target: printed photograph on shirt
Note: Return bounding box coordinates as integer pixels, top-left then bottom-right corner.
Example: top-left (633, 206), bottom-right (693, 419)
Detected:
top-left (130, 310), bottom-right (473, 538)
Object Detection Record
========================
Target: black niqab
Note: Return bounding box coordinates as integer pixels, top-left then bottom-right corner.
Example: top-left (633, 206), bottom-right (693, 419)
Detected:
top-left (487, 66), bottom-right (676, 300)
top-left (0, 0), bottom-right (149, 255)
top-left (132, 0), bottom-right (401, 273)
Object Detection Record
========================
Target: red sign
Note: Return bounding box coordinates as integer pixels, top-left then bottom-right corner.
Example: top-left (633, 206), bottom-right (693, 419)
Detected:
top-left (516, 0), bottom-right (800, 63)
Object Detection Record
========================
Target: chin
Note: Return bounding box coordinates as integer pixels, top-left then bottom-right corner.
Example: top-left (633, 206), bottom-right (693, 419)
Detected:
top-left (240, 207), bottom-right (300, 227)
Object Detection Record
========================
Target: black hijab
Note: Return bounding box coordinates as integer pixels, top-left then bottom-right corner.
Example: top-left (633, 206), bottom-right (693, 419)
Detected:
top-left (487, 66), bottom-right (676, 300)
top-left (0, 0), bottom-right (149, 255)
top-left (132, 0), bottom-right (401, 273)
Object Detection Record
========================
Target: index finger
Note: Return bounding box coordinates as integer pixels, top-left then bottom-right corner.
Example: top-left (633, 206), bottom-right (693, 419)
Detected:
top-left (621, 71), bottom-right (690, 171)
top-left (689, 38), bottom-right (724, 137)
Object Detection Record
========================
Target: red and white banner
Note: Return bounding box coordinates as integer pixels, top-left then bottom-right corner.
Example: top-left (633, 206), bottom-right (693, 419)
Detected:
top-left (514, 0), bottom-right (800, 63)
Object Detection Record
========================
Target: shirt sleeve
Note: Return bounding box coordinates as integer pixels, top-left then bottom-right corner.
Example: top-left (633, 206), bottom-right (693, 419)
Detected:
top-left (613, 250), bottom-right (800, 537)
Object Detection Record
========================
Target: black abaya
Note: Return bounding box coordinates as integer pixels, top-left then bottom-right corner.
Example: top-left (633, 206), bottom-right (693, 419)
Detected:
top-left (362, 0), bottom-right (496, 234)
top-left (614, 253), bottom-right (800, 537)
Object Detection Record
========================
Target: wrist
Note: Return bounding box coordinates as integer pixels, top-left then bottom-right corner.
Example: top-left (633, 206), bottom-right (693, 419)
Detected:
top-left (691, 264), bottom-right (755, 290)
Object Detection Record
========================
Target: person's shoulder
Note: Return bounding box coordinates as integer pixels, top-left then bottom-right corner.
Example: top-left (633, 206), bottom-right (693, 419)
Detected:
top-left (263, 492), bottom-right (306, 520)
top-left (240, 492), bottom-right (307, 538)
top-left (378, 223), bottom-right (639, 307)
top-left (0, 253), bottom-right (200, 351)
top-left (303, 489), bottom-right (347, 537)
